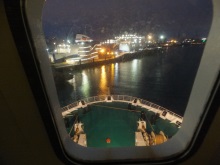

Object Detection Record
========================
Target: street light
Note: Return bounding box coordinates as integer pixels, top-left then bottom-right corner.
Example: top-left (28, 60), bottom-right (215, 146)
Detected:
top-left (148, 35), bottom-right (152, 40)
top-left (160, 35), bottom-right (164, 40)
top-left (159, 35), bottom-right (165, 44)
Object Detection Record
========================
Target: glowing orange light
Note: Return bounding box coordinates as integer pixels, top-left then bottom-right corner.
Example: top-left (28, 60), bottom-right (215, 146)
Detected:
top-left (99, 48), bottom-right (105, 53)
top-left (106, 138), bottom-right (111, 143)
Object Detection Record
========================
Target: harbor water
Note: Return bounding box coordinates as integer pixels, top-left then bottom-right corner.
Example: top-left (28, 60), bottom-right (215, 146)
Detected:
top-left (55, 45), bottom-right (204, 116)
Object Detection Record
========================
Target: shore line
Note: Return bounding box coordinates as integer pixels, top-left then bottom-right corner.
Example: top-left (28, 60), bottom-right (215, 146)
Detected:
top-left (52, 48), bottom-right (161, 70)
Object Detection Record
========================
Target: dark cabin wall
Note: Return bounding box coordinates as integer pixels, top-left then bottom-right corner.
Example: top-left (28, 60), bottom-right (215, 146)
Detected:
top-left (0, 1), bottom-right (63, 164)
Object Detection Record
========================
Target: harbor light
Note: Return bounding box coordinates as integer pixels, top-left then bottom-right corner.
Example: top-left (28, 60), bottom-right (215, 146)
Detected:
top-left (148, 35), bottom-right (152, 40)
top-left (160, 35), bottom-right (164, 40)
top-left (99, 48), bottom-right (106, 54)
top-left (201, 38), bottom-right (207, 43)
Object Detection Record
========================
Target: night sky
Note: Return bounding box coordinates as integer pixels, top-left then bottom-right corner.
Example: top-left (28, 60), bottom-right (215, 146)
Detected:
top-left (42, 0), bottom-right (213, 41)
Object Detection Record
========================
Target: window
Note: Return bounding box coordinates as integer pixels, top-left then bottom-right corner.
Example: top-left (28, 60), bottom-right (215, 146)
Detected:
top-left (7, 0), bottom-right (219, 164)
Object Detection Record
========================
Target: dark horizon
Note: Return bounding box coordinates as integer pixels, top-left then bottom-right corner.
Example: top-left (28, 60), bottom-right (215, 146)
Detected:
top-left (42, 0), bottom-right (213, 41)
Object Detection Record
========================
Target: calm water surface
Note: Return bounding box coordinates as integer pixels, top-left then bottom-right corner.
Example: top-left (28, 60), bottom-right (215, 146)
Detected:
top-left (55, 45), bottom-right (204, 116)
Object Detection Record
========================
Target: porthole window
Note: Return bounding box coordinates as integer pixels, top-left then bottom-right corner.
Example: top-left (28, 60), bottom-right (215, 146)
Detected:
top-left (16, 0), bottom-right (220, 164)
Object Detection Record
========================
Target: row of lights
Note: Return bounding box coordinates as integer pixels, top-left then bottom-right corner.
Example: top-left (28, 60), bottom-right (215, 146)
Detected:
top-left (147, 35), bottom-right (165, 40)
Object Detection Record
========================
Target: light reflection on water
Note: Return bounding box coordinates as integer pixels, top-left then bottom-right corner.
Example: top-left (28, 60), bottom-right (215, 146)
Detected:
top-left (58, 46), bottom-right (204, 116)
top-left (81, 71), bottom-right (90, 96)
top-left (100, 65), bottom-right (107, 95)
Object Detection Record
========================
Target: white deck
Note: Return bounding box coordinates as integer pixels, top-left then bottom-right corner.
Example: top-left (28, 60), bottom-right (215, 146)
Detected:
top-left (135, 132), bottom-right (146, 146)
top-left (78, 134), bottom-right (87, 147)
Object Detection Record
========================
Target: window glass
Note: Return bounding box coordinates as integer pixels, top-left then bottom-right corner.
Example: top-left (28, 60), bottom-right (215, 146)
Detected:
top-left (42, 0), bottom-right (212, 148)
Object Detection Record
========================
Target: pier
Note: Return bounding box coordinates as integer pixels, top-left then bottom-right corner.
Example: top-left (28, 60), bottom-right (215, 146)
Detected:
top-left (52, 48), bottom-right (161, 70)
